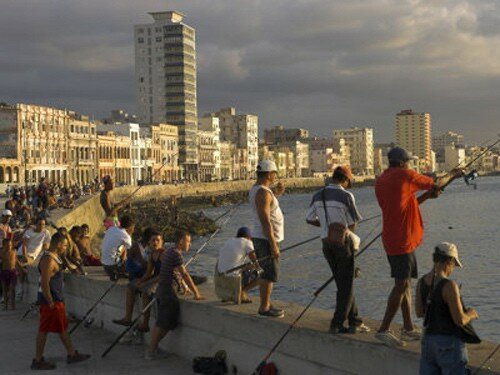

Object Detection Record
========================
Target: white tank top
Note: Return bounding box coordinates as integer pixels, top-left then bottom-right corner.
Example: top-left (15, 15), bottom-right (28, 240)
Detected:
top-left (249, 184), bottom-right (284, 242)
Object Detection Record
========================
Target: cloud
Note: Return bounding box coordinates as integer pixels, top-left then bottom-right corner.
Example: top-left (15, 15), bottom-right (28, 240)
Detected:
top-left (1, 0), bottom-right (500, 142)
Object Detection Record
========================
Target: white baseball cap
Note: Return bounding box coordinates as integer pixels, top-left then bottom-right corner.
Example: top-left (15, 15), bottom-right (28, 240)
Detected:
top-left (257, 160), bottom-right (278, 173)
top-left (1, 209), bottom-right (12, 217)
top-left (435, 242), bottom-right (463, 267)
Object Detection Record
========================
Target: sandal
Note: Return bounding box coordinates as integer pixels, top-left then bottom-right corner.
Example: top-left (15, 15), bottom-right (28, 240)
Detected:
top-left (112, 318), bottom-right (133, 326)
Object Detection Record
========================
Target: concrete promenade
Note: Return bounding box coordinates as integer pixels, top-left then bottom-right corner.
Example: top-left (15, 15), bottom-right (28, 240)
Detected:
top-left (0, 301), bottom-right (193, 374)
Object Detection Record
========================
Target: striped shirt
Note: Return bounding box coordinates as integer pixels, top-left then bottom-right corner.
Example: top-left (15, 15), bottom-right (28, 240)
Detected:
top-left (157, 247), bottom-right (183, 297)
top-left (306, 184), bottom-right (362, 240)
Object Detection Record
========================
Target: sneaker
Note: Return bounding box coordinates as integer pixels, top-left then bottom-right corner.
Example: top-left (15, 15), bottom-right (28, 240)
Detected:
top-left (258, 308), bottom-right (285, 318)
top-left (31, 358), bottom-right (56, 370)
top-left (348, 323), bottom-right (371, 334)
top-left (67, 350), bottom-right (91, 364)
top-left (144, 347), bottom-right (168, 360)
top-left (400, 327), bottom-right (421, 341)
top-left (329, 326), bottom-right (349, 334)
top-left (375, 330), bottom-right (406, 347)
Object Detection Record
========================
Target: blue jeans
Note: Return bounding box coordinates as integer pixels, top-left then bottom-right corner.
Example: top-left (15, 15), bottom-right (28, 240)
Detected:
top-left (420, 334), bottom-right (469, 375)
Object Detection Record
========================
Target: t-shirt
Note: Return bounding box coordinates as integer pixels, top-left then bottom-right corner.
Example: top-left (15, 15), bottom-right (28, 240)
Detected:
top-left (375, 168), bottom-right (435, 255)
top-left (100, 226), bottom-right (132, 266)
top-left (17, 227), bottom-right (51, 260)
top-left (157, 247), bottom-right (183, 297)
top-left (305, 184), bottom-right (362, 240)
top-left (217, 237), bottom-right (255, 276)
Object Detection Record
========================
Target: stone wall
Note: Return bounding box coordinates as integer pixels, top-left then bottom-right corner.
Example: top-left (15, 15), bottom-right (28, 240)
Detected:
top-left (22, 268), bottom-right (499, 374)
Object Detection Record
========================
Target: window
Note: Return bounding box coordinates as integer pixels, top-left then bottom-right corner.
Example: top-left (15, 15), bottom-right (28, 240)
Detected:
top-left (156, 37), bottom-right (162, 42)
top-left (138, 37), bottom-right (144, 43)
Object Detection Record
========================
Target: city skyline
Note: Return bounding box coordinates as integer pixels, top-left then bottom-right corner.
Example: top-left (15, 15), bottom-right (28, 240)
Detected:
top-left (2, 1), bottom-right (500, 142)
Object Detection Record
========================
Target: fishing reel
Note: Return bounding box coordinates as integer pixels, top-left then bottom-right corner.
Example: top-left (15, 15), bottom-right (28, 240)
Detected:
top-left (463, 169), bottom-right (478, 186)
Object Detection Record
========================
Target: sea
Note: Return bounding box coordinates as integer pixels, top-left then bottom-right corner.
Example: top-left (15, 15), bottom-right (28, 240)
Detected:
top-left (188, 176), bottom-right (500, 342)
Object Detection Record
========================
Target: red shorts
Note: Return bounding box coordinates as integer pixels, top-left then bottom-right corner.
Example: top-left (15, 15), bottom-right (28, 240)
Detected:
top-left (39, 302), bottom-right (68, 333)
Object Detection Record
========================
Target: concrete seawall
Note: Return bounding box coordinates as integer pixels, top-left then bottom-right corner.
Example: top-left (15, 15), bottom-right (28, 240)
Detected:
top-left (23, 268), bottom-right (499, 375)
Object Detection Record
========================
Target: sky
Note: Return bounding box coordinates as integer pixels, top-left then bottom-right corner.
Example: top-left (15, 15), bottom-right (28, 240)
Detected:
top-left (1, 0), bottom-right (500, 143)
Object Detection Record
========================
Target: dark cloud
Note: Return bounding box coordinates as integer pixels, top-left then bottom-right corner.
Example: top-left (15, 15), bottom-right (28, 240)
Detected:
top-left (1, 0), bottom-right (499, 143)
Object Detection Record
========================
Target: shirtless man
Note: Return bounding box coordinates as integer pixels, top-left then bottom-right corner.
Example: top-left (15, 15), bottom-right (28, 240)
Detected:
top-left (0, 238), bottom-right (21, 310)
top-left (100, 176), bottom-right (130, 230)
top-left (74, 224), bottom-right (101, 266)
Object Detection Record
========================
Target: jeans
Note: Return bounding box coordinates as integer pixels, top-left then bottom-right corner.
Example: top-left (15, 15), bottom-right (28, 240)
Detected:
top-left (322, 238), bottom-right (362, 329)
top-left (420, 334), bottom-right (469, 375)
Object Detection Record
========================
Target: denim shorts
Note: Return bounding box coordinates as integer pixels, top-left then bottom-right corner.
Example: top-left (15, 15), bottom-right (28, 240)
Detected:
top-left (420, 334), bottom-right (469, 375)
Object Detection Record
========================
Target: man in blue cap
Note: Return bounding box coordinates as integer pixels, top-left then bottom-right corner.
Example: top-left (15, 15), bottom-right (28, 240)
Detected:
top-left (215, 227), bottom-right (260, 303)
top-left (375, 147), bottom-right (463, 347)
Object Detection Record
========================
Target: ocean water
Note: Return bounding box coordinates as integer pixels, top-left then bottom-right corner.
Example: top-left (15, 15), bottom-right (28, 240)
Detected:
top-left (188, 176), bottom-right (500, 342)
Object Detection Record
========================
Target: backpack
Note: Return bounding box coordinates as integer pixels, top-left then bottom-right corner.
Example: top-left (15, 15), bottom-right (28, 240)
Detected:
top-left (192, 350), bottom-right (228, 375)
top-left (255, 361), bottom-right (278, 375)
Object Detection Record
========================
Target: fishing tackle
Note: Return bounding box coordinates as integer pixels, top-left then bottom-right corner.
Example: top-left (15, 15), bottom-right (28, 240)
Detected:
top-left (464, 169), bottom-right (478, 186)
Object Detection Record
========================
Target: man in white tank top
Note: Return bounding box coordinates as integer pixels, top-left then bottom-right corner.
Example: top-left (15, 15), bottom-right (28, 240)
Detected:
top-left (249, 160), bottom-right (285, 318)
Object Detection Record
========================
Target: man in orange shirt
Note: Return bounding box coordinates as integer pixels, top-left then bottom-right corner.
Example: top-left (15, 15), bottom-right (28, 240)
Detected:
top-left (374, 147), bottom-right (462, 347)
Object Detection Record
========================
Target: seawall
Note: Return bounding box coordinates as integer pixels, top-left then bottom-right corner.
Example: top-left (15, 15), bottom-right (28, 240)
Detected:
top-left (23, 268), bottom-right (499, 375)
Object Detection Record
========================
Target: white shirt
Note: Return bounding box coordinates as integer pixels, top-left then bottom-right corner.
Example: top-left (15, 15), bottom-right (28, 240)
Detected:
top-left (217, 237), bottom-right (255, 276)
top-left (249, 184), bottom-right (284, 242)
top-left (17, 227), bottom-right (51, 260)
top-left (101, 226), bottom-right (132, 266)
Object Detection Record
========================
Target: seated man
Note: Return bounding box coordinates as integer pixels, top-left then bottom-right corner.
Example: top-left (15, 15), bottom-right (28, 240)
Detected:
top-left (214, 227), bottom-right (260, 304)
top-left (76, 224), bottom-right (102, 266)
top-left (100, 216), bottom-right (134, 281)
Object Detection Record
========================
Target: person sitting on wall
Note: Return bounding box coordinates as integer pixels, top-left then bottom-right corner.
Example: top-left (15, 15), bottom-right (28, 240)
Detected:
top-left (214, 227), bottom-right (261, 304)
top-left (74, 224), bottom-right (101, 267)
top-left (100, 215), bottom-right (134, 281)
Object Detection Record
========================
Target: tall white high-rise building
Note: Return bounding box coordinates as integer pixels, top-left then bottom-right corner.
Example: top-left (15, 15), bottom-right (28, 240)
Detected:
top-left (395, 109), bottom-right (432, 170)
top-left (332, 127), bottom-right (374, 175)
top-left (135, 11), bottom-right (198, 180)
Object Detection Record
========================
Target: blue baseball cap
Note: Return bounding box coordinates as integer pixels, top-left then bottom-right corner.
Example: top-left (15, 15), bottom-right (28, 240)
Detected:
top-left (388, 147), bottom-right (416, 162)
top-left (236, 227), bottom-right (252, 238)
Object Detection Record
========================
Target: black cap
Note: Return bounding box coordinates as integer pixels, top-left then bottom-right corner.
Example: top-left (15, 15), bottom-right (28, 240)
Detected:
top-left (388, 147), bottom-right (414, 162)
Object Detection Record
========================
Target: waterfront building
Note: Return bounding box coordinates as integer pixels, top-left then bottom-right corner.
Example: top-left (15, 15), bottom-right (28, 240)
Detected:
top-left (146, 123), bottom-right (180, 183)
top-left (259, 146), bottom-right (295, 178)
top-left (433, 131), bottom-right (465, 165)
top-left (219, 141), bottom-right (234, 180)
top-left (0, 103), bottom-right (69, 185)
top-left (264, 125), bottom-right (309, 145)
top-left (198, 116), bottom-right (221, 182)
top-left (97, 123), bottom-right (142, 185)
top-left (444, 144), bottom-right (465, 171)
top-left (332, 127), bottom-right (373, 175)
top-left (67, 112), bottom-right (98, 186)
top-left (309, 148), bottom-right (334, 175)
top-left (395, 109), bottom-right (433, 171)
top-left (97, 132), bottom-right (116, 180)
top-left (102, 109), bottom-right (137, 124)
top-left (135, 11), bottom-right (198, 180)
top-left (265, 141), bottom-right (309, 177)
top-left (211, 107), bottom-right (259, 179)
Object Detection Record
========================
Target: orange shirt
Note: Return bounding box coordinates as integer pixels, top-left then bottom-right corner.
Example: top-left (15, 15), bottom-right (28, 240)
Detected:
top-left (375, 168), bottom-right (435, 255)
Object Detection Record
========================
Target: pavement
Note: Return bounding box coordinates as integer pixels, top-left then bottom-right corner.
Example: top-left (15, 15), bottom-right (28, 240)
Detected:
top-left (0, 301), bottom-right (194, 374)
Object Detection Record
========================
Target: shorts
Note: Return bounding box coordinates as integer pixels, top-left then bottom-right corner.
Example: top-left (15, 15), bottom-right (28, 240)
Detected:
top-left (128, 278), bottom-right (158, 297)
top-left (0, 269), bottom-right (18, 286)
top-left (241, 269), bottom-right (261, 287)
top-left (39, 302), bottom-right (68, 333)
top-left (252, 238), bottom-right (280, 283)
top-left (387, 252), bottom-right (418, 280)
top-left (156, 290), bottom-right (180, 331)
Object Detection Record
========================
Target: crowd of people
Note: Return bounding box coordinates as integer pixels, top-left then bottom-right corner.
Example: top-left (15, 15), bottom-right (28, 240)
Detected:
top-left (1, 148), bottom-right (482, 374)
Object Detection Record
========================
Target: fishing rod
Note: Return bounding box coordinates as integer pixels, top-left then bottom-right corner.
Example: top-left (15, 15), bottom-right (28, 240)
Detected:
top-left (20, 301), bottom-right (39, 321)
top-left (254, 275), bottom-right (335, 374)
top-left (473, 343), bottom-right (500, 375)
top-left (116, 156), bottom-right (176, 208)
top-left (354, 137), bottom-right (500, 259)
top-left (69, 281), bottom-right (118, 335)
top-left (102, 202), bottom-right (242, 358)
top-left (101, 297), bottom-right (156, 358)
top-left (184, 201), bottom-right (243, 268)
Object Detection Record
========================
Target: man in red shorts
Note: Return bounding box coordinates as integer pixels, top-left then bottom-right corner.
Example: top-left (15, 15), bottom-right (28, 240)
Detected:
top-left (374, 147), bottom-right (462, 347)
top-left (31, 232), bottom-right (90, 370)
